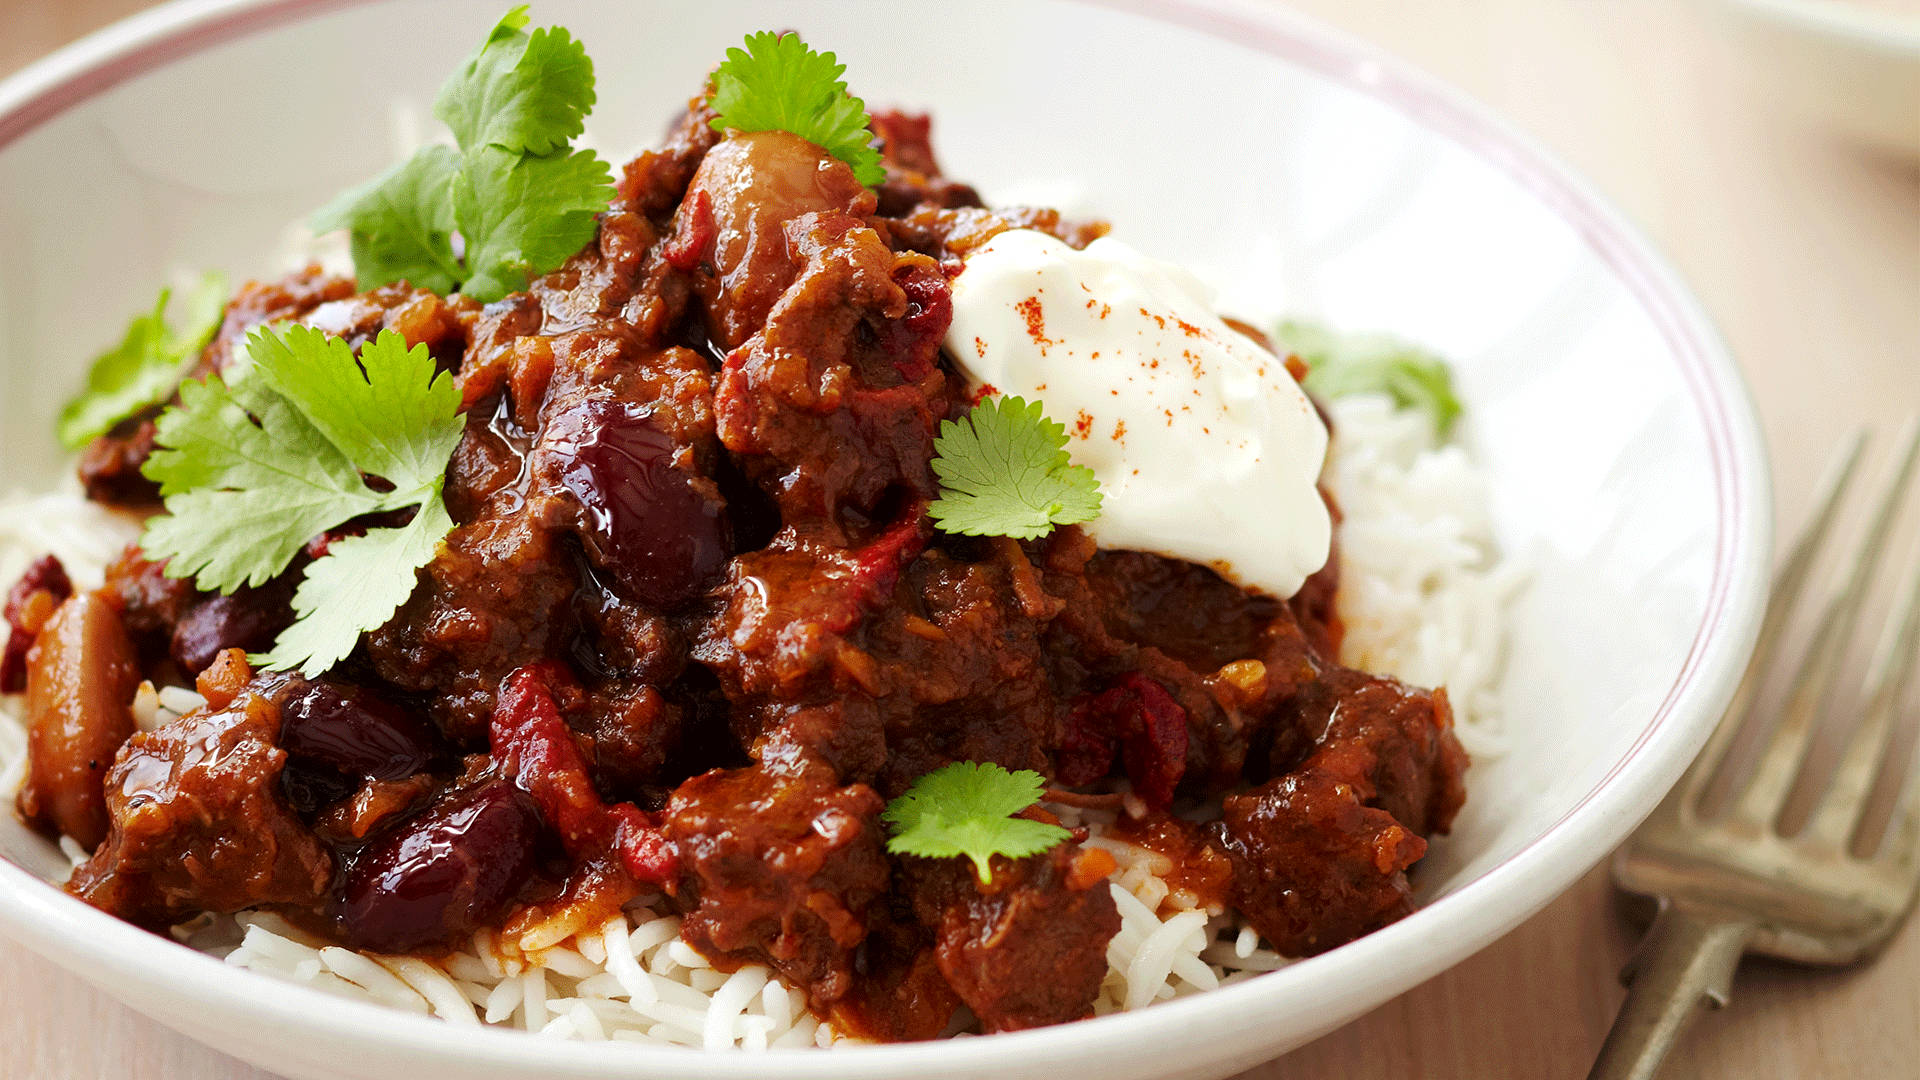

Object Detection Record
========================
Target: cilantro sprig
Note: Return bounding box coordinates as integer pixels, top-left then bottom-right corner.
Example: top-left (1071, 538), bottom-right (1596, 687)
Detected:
top-left (57, 273), bottom-right (228, 450)
top-left (882, 762), bottom-right (1072, 884)
top-left (313, 5), bottom-right (613, 302)
top-left (141, 325), bottom-right (464, 676)
top-left (927, 395), bottom-right (1103, 540)
top-left (1275, 320), bottom-right (1463, 437)
top-left (707, 31), bottom-right (886, 187)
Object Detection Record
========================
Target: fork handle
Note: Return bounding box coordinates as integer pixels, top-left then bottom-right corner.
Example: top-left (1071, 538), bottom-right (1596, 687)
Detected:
top-left (1586, 901), bottom-right (1756, 1080)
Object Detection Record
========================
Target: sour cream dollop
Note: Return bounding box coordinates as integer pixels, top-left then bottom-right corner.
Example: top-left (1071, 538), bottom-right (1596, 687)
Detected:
top-left (943, 229), bottom-right (1331, 598)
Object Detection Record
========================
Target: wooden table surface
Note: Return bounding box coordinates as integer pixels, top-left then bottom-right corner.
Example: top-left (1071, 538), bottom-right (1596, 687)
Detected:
top-left (2, 1), bottom-right (1915, 1077)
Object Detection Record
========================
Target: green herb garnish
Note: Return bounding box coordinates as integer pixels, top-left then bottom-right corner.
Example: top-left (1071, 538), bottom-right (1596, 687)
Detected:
top-left (140, 325), bottom-right (463, 676)
top-left (57, 272), bottom-right (228, 450)
top-left (707, 31), bottom-right (886, 187)
top-left (927, 395), bottom-right (1102, 540)
top-left (882, 762), bottom-right (1072, 884)
top-left (312, 5), bottom-right (613, 302)
top-left (1276, 320), bottom-right (1464, 437)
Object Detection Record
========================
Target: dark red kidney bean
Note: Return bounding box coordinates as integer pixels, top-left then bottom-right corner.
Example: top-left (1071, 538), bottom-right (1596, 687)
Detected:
top-left (2, 554), bottom-right (72, 693)
top-left (333, 780), bottom-right (542, 953)
top-left (545, 398), bottom-right (731, 609)
top-left (170, 584), bottom-right (293, 675)
top-left (279, 680), bottom-right (441, 782)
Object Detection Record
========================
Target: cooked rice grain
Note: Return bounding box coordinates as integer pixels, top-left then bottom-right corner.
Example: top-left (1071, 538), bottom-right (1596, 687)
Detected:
top-left (0, 391), bottom-right (1517, 1046)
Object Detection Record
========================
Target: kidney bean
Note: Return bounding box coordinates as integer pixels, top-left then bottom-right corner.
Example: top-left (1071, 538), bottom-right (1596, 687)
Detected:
top-left (280, 681), bottom-right (439, 781)
top-left (169, 583), bottom-right (294, 675)
top-left (545, 399), bottom-right (730, 609)
top-left (332, 780), bottom-right (542, 953)
top-left (277, 680), bottom-right (443, 817)
top-left (2, 555), bottom-right (73, 693)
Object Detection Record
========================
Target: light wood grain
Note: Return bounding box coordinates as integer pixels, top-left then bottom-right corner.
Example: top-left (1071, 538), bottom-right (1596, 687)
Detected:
top-left (1, 1), bottom-right (1915, 1077)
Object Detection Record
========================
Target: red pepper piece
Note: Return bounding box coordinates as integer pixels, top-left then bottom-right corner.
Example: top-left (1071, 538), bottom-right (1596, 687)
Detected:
top-left (491, 662), bottom-right (679, 886)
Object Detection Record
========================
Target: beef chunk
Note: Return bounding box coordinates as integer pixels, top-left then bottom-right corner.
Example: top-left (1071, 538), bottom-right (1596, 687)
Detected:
top-left (906, 839), bottom-right (1120, 1032)
top-left (1217, 669), bottom-right (1467, 956)
top-left (665, 763), bottom-right (889, 1004)
top-left (68, 676), bottom-right (333, 927)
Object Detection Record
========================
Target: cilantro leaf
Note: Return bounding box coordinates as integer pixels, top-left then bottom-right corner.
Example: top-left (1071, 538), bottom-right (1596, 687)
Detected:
top-left (708, 31), bottom-right (886, 187)
top-left (56, 272), bottom-right (228, 450)
top-left (311, 147), bottom-right (462, 295)
top-left (435, 5), bottom-right (596, 156)
top-left (927, 395), bottom-right (1102, 540)
top-left (140, 326), bottom-right (462, 675)
top-left (255, 495), bottom-right (453, 675)
top-left (452, 145), bottom-right (612, 302)
top-left (141, 372), bottom-right (377, 593)
top-left (1276, 320), bottom-right (1463, 437)
top-left (881, 761), bottom-right (1072, 884)
top-left (312, 6), bottom-right (612, 302)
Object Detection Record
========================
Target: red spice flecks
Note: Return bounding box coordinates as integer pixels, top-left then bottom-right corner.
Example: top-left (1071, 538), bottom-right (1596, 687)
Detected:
top-left (970, 382), bottom-right (999, 406)
top-left (1137, 306), bottom-right (1167, 330)
top-left (974, 336), bottom-right (988, 359)
top-left (1073, 410), bottom-right (1094, 439)
top-left (1015, 294), bottom-right (1055, 350)
top-left (1174, 316), bottom-right (1207, 339)
top-left (1111, 419), bottom-right (1127, 444)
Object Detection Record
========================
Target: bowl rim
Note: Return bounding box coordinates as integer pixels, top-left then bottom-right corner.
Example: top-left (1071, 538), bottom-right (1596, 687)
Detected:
top-left (0, 0), bottom-right (1774, 1075)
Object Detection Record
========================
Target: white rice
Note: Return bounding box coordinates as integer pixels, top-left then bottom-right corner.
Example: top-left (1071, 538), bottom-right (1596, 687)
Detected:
top-left (1323, 394), bottom-right (1526, 756)
top-left (0, 388), bottom-right (1516, 1046)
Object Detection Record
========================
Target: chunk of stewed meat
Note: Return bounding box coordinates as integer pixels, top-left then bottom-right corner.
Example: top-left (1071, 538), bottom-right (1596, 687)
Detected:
top-left (332, 779), bottom-right (543, 953)
top-left (76, 414), bottom-right (164, 507)
top-left (366, 510), bottom-right (578, 743)
top-left (665, 763), bottom-right (889, 1005)
top-left (68, 679), bottom-right (332, 927)
top-left (712, 210), bottom-right (955, 528)
top-left (16, 592), bottom-right (139, 849)
top-left (905, 838), bottom-right (1121, 1032)
top-left (101, 547), bottom-right (199, 671)
top-left (675, 130), bottom-right (876, 350)
top-left (1218, 669), bottom-right (1466, 956)
top-left (1266, 668), bottom-right (1468, 836)
top-left (1215, 771), bottom-right (1425, 958)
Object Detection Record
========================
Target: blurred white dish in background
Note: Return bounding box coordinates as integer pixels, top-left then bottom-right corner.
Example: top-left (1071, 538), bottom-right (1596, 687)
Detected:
top-left (1720, 0), bottom-right (1920, 159)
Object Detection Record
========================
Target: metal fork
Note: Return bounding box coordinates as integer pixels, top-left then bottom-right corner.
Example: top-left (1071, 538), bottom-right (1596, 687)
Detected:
top-left (1588, 422), bottom-right (1920, 1080)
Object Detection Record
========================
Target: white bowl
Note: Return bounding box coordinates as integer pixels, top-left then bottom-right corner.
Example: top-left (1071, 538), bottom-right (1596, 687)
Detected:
top-left (0, 1), bottom-right (1772, 1078)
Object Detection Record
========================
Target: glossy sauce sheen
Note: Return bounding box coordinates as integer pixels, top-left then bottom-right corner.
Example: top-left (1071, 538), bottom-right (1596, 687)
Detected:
top-left (32, 100), bottom-right (1469, 1041)
top-left (333, 780), bottom-right (543, 954)
top-left (546, 399), bottom-right (731, 609)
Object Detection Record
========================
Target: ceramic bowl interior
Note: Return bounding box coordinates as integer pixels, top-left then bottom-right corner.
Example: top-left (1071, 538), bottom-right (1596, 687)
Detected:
top-left (0, 2), bottom-right (1772, 1079)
